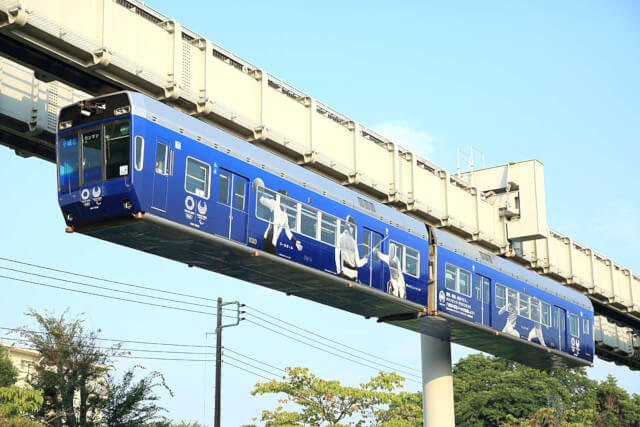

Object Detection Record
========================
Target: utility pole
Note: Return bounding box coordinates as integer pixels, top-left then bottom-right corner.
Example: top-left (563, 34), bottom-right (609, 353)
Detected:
top-left (211, 298), bottom-right (243, 427)
top-left (214, 297), bottom-right (222, 427)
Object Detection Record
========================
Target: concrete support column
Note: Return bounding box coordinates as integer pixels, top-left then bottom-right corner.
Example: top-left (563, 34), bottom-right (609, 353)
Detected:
top-left (421, 334), bottom-right (455, 427)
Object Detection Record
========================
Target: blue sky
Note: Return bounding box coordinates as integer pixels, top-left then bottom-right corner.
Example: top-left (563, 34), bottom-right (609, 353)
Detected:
top-left (1, 0), bottom-right (639, 425)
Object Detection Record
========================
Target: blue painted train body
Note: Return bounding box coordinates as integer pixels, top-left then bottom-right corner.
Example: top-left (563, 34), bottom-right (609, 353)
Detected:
top-left (56, 92), bottom-right (593, 368)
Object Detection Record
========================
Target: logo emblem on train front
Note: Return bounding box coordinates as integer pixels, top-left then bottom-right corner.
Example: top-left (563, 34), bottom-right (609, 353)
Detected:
top-left (197, 200), bottom-right (208, 215)
top-left (91, 186), bottom-right (101, 198)
top-left (439, 290), bottom-right (446, 306)
top-left (81, 189), bottom-right (90, 201)
top-left (184, 196), bottom-right (195, 211)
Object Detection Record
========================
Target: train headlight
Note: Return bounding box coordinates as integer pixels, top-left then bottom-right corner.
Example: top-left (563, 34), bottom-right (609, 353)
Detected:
top-left (65, 212), bottom-right (73, 221)
top-left (59, 120), bottom-right (72, 130)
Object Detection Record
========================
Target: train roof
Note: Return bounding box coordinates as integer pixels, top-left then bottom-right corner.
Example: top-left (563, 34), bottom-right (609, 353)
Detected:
top-left (432, 228), bottom-right (593, 310)
top-left (123, 91), bottom-right (428, 239)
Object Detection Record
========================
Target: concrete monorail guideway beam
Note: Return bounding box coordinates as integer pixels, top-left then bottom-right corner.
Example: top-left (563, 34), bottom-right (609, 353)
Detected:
top-left (0, 0), bottom-right (638, 373)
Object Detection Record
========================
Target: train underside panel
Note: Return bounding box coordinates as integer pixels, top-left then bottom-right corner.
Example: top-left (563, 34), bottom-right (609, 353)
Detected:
top-left (80, 213), bottom-right (424, 321)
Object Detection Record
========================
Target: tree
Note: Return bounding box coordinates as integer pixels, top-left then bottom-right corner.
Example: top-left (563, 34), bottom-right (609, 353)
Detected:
top-left (250, 367), bottom-right (415, 426)
top-left (18, 309), bottom-right (170, 426)
top-left (102, 367), bottom-right (171, 426)
top-left (0, 385), bottom-right (44, 420)
top-left (0, 345), bottom-right (18, 387)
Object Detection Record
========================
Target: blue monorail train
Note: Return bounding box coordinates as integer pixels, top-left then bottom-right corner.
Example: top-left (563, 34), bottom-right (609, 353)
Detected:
top-left (56, 92), bottom-right (594, 369)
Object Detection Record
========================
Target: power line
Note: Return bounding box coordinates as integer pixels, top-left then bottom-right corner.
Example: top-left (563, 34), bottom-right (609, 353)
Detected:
top-left (0, 326), bottom-right (216, 349)
top-left (1, 255), bottom-right (420, 381)
top-left (0, 274), bottom-right (228, 317)
top-left (0, 256), bottom-right (219, 304)
top-left (223, 361), bottom-right (274, 382)
top-left (245, 304), bottom-right (420, 374)
top-left (223, 347), bottom-right (287, 373)
top-left (0, 265), bottom-right (221, 311)
top-left (245, 313), bottom-right (421, 379)
top-left (244, 319), bottom-right (421, 384)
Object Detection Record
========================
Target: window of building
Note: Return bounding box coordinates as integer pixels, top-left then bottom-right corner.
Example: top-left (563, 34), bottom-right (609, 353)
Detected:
top-left (185, 157), bottom-right (210, 199)
top-left (569, 314), bottom-right (579, 338)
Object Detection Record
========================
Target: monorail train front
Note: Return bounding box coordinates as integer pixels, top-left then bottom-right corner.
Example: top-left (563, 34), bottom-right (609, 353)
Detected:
top-left (57, 93), bottom-right (140, 230)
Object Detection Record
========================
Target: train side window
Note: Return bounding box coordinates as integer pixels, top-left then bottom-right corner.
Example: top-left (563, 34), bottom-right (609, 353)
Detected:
top-left (300, 204), bottom-right (318, 238)
top-left (105, 120), bottom-right (131, 179)
top-left (445, 264), bottom-right (457, 291)
top-left (155, 143), bottom-right (169, 175)
top-left (507, 289), bottom-right (518, 313)
top-left (519, 294), bottom-right (530, 319)
top-left (360, 229), bottom-right (371, 255)
top-left (482, 278), bottom-right (490, 304)
top-left (218, 172), bottom-right (230, 204)
top-left (233, 177), bottom-right (246, 209)
top-left (583, 318), bottom-right (590, 335)
top-left (541, 302), bottom-right (551, 327)
top-left (530, 299), bottom-right (541, 323)
top-left (134, 136), bottom-right (144, 171)
top-left (458, 269), bottom-right (471, 296)
top-left (185, 157), bottom-right (210, 199)
top-left (569, 314), bottom-right (579, 338)
top-left (320, 213), bottom-right (337, 245)
top-left (256, 186), bottom-right (276, 221)
top-left (495, 284), bottom-right (506, 308)
top-left (282, 196), bottom-right (298, 230)
top-left (405, 247), bottom-right (419, 277)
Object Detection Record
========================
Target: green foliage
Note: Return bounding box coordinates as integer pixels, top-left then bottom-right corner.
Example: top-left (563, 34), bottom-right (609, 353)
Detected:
top-left (101, 367), bottom-right (172, 426)
top-left (250, 367), bottom-right (416, 426)
top-left (0, 345), bottom-right (18, 387)
top-left (0, 385), bottom-right (43, 419)
top-left (453, 353), bottom-right (640, 426)
top-left (16, 308), bottom-right (170, 427)
top-left (0, 414), bottom-right (43, 427)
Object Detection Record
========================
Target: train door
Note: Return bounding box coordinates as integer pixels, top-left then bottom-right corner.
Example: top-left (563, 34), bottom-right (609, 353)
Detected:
top-left (214, 169), bottom-right (249, 243)
top-left (358, 227), bottom-right (384, 290)
top-left (151, 139), bottom-right (171, 211)
top-left (554, 306), bottom-right (567, 351)
top-left (475, 274), bottom-right (491, 327)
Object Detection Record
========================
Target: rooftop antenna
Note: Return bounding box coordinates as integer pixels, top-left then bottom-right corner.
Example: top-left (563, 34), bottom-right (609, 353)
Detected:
top-left (456, 146), bottom-right (485, 185)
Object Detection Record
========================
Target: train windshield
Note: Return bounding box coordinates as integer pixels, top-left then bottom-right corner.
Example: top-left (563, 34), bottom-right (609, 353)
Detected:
top-left (58, 119), bottom-right (131, 191)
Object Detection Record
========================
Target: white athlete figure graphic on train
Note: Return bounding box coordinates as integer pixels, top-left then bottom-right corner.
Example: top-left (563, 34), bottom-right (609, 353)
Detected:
top-left (498, 301), bottom-right (520, 338)
top-left (335, 215), bottom-right (368, 281)
top-left (253, 178), bottom-right (303, 255)
top-left (499, 300), bottom-right (547, 347)
top-left (375, 243), bottom-right (406, 299)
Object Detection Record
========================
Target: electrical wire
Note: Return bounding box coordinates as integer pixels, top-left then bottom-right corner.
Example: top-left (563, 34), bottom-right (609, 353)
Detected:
top-left (0, 256), bottom-right (220, 303)
top-left (244, 319), bottom-right (421, 384)
top-left (0, 274), bottom-right (232, 318)
top-left (245, 304), bottom-right (420, 374)
top-left (0, 265), bottom-right (221, 311)
top-left (245, 313), bottom-right (421, 379)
